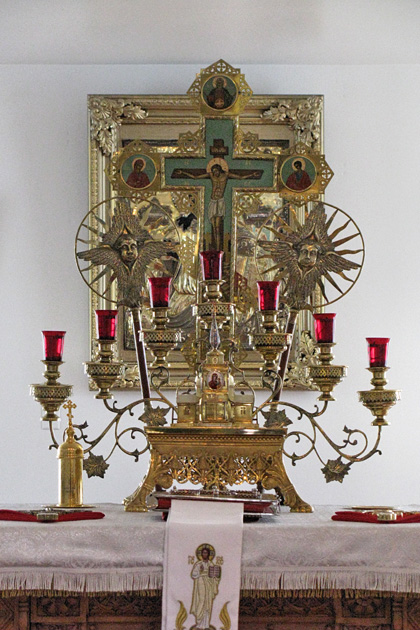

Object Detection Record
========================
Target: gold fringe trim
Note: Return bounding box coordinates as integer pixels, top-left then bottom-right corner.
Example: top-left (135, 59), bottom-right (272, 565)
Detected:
top-left (2, 588), bottom-right (420, 600)
top-left (0, 588), bottom-right (161, 598)
top-left (240, 588), bottom-right (420, 599)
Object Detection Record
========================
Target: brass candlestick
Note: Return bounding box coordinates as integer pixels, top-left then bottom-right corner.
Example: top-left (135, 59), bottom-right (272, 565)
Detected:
top-left (308, 343), bottom-right (347, 401)
top-left (30, 361), bottom-right (73, 422)
top-left (84, 338), bottom-right (123, 400)
top-left (253, 310), bottom-right (291, 372)
top-left (144, 307), bottom-right (182, 368)
top-left (358, 367), bottom-right (401, 426)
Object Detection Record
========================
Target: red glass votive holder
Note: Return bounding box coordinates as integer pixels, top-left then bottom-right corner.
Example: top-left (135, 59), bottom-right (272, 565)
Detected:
top-left (257, 281), bottom-right (281, 311)
top-left (313, 313), bottom-right (336, 343)
top-left (148, 277), bottom-right (172, 308)
top-left (95, 310), bottom-right (118, 340)
top-left (42, 331), bottom-right (66, 361)
top-left (200, 251), bottom-right (224, 280)
top-left (366, 337), bottom-right (390, 367)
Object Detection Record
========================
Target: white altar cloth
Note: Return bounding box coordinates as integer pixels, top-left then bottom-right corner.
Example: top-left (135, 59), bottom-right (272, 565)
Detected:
top-left (0, 504), bottom-right (419, 594)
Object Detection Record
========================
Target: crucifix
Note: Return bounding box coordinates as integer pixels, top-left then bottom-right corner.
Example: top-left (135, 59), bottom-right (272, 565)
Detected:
top-left (164, 118), bottom-right (275, 291)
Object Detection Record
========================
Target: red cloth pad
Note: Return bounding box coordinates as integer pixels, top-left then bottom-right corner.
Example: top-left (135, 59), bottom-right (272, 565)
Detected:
top-left (332, 510), bottom-right (420, 524)
top-left (0, 509), bottom-right (105, 523)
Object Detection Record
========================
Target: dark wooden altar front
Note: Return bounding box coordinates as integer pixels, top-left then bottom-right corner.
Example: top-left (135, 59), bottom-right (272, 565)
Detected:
top-left (2, 591), bottom-right (419, 630)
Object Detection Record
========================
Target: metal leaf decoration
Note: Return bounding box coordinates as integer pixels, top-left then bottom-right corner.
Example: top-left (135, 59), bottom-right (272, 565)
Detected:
top-left (83, 453), bottom-right (109, 478)
top-left (321, 457), bottom-right (351, 483)
top-left (262, 408), bottom-right (293, 430)
top-left (138, 405), bottom-right (169, 427)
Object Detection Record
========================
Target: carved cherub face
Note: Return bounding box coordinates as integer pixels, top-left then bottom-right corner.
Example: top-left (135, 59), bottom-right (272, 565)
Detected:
top-left (117, 236), bottom-right (138, 267)
top-left (297, 242), bottom-right (321, 269)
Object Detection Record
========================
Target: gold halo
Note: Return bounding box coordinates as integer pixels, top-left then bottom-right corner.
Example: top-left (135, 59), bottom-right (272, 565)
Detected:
top-left (132, 157), bottom-right (146, 170)
top-left (196, 543), bottom-right (215, 560)
top-left (212, 75), bottom-right (227, 88)
top-left (292, 157), bottom-right (306, 171)
top-left (206, 157), bottom-right (228, 173)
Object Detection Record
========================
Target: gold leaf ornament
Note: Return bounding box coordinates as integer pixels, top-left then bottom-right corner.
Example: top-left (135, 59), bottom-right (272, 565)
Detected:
top-left (175, 600), bottom-right (188, 630)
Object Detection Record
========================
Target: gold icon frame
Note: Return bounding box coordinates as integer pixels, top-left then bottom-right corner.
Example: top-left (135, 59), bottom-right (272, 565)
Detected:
top-left (87, 91), bottom-right (324, 390)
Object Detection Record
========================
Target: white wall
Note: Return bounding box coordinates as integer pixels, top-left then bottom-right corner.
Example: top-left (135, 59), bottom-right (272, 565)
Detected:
top-left (0, 61), bottom-right (418, 507)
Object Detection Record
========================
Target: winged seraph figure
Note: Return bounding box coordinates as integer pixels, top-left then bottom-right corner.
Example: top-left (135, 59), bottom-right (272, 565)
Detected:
top-left (77, 200), bottom-right (178, 308)
top-left (258, 202), bottom-right (362, 310)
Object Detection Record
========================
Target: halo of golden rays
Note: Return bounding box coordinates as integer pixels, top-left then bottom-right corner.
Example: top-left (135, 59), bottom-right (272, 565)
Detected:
top-left (255, 201), bottom-right (365, 310)
top-left (75, 195), bottom-right (181, 304)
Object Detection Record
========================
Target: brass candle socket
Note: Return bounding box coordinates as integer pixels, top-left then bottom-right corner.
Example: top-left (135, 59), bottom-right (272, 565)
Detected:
top-left (202, 279), bottom-right (224, 302)
top-left (358, 367), bottom-right (401, 426)
top-left (144, 330), bottom-right (182, 368)
top-left (84, 338), bottom-right (123, 400)
top-left (196, 302), bottom-right (234, 329)
top-left (260, 310), bottom-right (281, 332)
top-left (143, 307), bottom-right (182, 368)
top-left (308, 344), bottom-right (347, 401)
top-left (253, 332), bottom-right (291, 371)
top-left (30, 361), bottom-right (73, 422)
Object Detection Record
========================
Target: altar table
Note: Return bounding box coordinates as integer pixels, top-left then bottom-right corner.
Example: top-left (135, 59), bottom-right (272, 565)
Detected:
top-left (1, 504), bottom-right (420, 629)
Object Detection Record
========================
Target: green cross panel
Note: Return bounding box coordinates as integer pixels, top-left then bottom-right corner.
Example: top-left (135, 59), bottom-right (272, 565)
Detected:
top-left (164, 118), bottom-right (275, 252)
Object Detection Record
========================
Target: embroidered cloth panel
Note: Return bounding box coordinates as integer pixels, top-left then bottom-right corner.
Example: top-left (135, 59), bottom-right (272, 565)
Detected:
top-left (0, 504), bottom-right (419, 594)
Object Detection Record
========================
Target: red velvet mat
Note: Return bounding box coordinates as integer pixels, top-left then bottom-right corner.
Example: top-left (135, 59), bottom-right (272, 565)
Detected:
top-left (0, 509), bottom-right (105, 523)
top-left (332, 510), bottom-right (420, 524)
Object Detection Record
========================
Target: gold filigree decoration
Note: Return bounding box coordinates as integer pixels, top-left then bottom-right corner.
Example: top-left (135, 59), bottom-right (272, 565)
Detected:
top-left (175, 128), bottom-right (204, 154)
top-left (181, 333), bottom-right (198, 370)
top-left (88, 97), bottom-right (147, 156)
top-left (234, 192), bottom-right (263, 217)
top-left (171, 190), bottom-right (200, 216)
top-left (235, 129), bottom-right (261, 155)
top-left (262, 97), bottom-right (323, 150)
top-left (284, 331), bottom-right (319, 390)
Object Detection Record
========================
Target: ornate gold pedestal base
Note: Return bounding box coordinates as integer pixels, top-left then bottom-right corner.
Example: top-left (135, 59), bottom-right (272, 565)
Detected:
top-left (123, 427), bottom-right (313, 513)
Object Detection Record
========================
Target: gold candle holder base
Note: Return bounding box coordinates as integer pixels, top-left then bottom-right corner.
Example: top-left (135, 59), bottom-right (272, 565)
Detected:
top-left (30, 361), bottom-right (73, 422)
top-left (308, 343), bottom-right (347, 401)
top-left (358, 367), bottom-right (401, 426)
top-left (308, 364), bottom-right (347, 401)
top-left (253, 332), bottom-right (291, 371)
top-left (144, 329), bottom-right (182, 368)
top-left (84, 338), bottom-right (123, 399)
top-left (196, 301), bottom-right (234, 329)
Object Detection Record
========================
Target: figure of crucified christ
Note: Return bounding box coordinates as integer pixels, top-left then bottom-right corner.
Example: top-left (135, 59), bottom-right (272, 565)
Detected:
top-left (176, 158), bottom-right (260, 251)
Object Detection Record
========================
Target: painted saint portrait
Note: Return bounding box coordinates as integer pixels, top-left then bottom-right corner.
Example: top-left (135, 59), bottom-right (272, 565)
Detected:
top-left (207, 371), bottom-right (224, 390)
top-left (281, 156), bottom-right (316, 192)
top-left (121, 154), bottom-right (156, 190)
top-left (190, 544), bottom-right (221, 630)
top-left (202, 75), bottom-right (237, 111)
